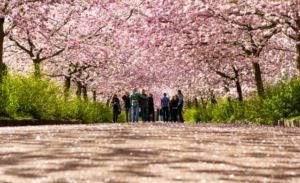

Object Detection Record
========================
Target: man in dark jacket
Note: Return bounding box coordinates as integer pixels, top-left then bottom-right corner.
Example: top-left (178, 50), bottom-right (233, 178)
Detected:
top-left (170, 95), bottom-right (179, 122)
top-left (139, 89), bottom-right (148, 122)
top-left (111, 94), bottom-right (121, 123)
top-left (177, 90), bottom-right (184, 122)
top-left (147, 94), bottom-right (155, 122)
top-left (161, 93), bottom-right (170, 122)
top-left (122, 92), bottom-right (131, 122)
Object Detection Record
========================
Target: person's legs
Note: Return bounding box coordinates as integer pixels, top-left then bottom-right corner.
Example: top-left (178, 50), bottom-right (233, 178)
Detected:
top-left (147, 110), bottom-right (151, 122)
top-left (140, 107), bottom-right (144, 121)
top-left (113, 111), bottom-right (117, 122)
top-left (125, 108), bottom-right (129, 122)
top-left (113, 107), bottom-right (117, 122)
top-left (134, 106), bottom-right (140, 122)
top-left (172, 109), bottom-right (176, 122)
top-left (128, 108), bottom-right (131, 122)
top-left (160, 109), bottom-right (163, 121)
top-left (145, 108), bottom-right (148, 122)
top-left (178, 106), bottom-right (183, 122)
top-left (131, 106), bottom-right (136, 122)
top-left (152, 110), bottom-right (155, 122)
top-left (125, 109), bottom-right (127, 122)
top-left (148, 109), bottom-right (154, 122)
top-left (166, 108), bottom-right (170, 122)
top-left (162, 107), bottom-right (167, 122)
top-left (173, 109), bottom-right (178, 122)
top-left (112, 112), bottom-right (115, 122)
top-left (141, 107), bottom-right (146, 122)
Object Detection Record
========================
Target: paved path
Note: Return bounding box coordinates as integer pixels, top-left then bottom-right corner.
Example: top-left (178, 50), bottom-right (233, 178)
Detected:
top-left (0, 123), bottom-right (299, 183)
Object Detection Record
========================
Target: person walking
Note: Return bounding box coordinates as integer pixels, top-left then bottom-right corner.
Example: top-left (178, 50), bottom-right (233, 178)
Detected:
top-left (139, 89), bottom-right (148, 122)
top-left (122, 92), bottom-right (131, 122)
top-left (111, 94), bottom-right (121, 123)
top-left (170, 95), bottom-right (179, 122)
top-left (161, 93), bottom-right (170, 122)
top-left (148, 93), bottom-right (155, 122)
top-left (177, 90), bottom-right (184, 122)
top-left (130, 88), bottom-right (140, 123)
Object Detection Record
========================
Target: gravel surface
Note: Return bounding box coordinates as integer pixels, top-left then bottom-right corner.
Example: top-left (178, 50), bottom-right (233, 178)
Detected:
top-left (0, 123), bottom-right (299, 183)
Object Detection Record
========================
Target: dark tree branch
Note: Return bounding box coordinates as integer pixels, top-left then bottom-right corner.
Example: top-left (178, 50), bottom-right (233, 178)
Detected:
top-left (126, 9), bottom-right (134, 21)
top-left (50, 10), bottom-right (75, 37)
top-left (271, 47), bottom-right (296, 53)
top-left (215, 70), bottom-right (235, 80)
top-left (40, 48), bottom-right (65, 62)
top-left (45, 73), bottom-right (64, 77)
top-left (26, 31), bottom-right (35, 53)
top-left (9, 36), bottom-right (34, 58)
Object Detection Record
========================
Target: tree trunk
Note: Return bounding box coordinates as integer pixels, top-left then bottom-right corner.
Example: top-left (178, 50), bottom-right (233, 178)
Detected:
top-left (33, 61), bottom-right (41, 77)
top-left (296, 16), bottom-right (299, 71)
top-left (93, 90), bottom-right (97, 102)
top-left (232, 66), bottom-right (243, 101)
top-left (296, 42), bottom-right (300, 73)
top-left (200, 97), bottom-right (207, 108)
top-left (193, 97), bottom-right (199, 108)
top-left (0, 17), bottom-right (6, 82)
top-left (82, 85), bottom-right (88, 101)
top-left (64, 76), bottom-right (71, 97)
top-left (76, 81), bottom-right (82, 99)
top-left (235, 79), bottom-right (243, 101)
top-left (252, 61), bottom-right (264, 97)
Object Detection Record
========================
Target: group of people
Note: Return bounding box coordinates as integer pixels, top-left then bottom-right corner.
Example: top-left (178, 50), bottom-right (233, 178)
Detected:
top-left (110, 89), bottom-right (184, 123)
top-left (160, 90), bottom-right (184, 122)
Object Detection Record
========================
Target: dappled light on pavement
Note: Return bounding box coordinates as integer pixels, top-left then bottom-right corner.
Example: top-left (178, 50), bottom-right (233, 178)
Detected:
top-left (0, 123), bottom-right (299, 182)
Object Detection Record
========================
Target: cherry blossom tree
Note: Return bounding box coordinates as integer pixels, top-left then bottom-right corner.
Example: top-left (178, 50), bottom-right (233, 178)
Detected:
top-left (0, 0), bottom-right (32, 79)
top-left (1, 0), bottom-right (297, 103)
top-left (252, 0), bottom-right (299, 71)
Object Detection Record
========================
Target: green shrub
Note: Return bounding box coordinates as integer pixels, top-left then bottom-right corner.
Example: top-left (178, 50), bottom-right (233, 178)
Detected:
top-left (264, 79), bottom-right (300, 120)
top-left (197, 104), bottom-right (213, 122)
top-left (184, 103), bottom-right (213, 123)
top-left (211, 99), bottom-right (234, 122)
top-left (184, 108), bottom-right (198, 123)
top-left (0, 74), bottom-right (112, 123)
top-left (185, 78), bottom-right (300, 125)
top-left (75, 101), bottom-right (112, 123)
top-left (1, 75), bottom-right (61, 119)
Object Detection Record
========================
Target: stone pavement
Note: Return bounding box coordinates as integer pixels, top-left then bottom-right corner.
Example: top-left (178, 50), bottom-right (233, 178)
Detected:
top-left (0, 123), bottom-right (299, 183)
